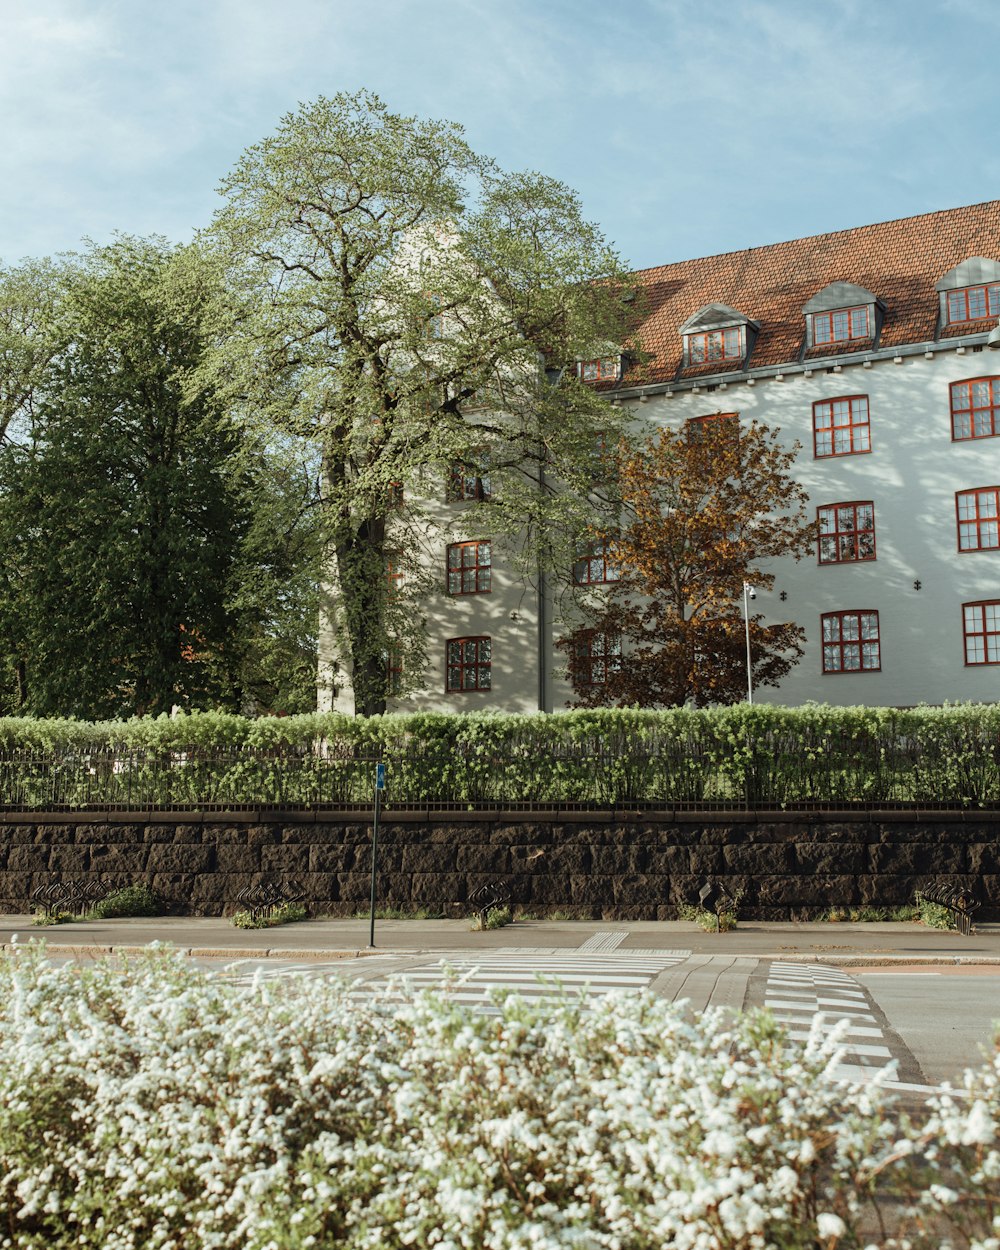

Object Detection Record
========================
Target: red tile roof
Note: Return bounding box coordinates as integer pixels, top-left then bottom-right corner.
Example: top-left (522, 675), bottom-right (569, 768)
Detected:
top-left (622, 200), bottom-right (1000, 387)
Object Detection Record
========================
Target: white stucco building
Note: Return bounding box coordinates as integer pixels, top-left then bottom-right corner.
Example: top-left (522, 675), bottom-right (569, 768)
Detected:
top-left (325, 200), bottom-right (1000, 712)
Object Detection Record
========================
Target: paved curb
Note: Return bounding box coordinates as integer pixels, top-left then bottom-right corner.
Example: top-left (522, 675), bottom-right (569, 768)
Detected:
top-left (770, 954), bottom-right (1000, 967)
top-left (5, 940), bottom-right (1000, 966)
top-left (0, 942), bottom-right (390, 960)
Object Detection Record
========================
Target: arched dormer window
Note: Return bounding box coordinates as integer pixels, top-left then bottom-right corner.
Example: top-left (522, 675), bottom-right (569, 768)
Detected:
top-left (803, 282), bottom-right (883, 350)
top-left (936, 257), bottom-right (1000, 327)
top-left (679, 303), bottom-right (757, 369)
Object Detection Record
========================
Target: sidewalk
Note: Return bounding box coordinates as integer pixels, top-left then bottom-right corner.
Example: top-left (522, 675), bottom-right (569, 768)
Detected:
top-left (2, 914), bottom-right (999, 965)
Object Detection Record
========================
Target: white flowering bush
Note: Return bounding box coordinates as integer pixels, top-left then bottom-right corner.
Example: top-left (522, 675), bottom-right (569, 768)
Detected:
top-left (0, 943), bottom-right (997, 1249)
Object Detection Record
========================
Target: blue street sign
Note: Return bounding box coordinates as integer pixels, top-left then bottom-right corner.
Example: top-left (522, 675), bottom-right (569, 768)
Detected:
top-left (375, 763), bottom-right (386, 791)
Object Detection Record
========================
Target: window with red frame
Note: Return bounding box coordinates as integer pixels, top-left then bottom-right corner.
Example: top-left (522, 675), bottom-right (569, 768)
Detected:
top-left (946, 283), bottom-right (1000, 324)
top-left (573, 629), bottom-right (622, 686)
top-left (951, 378), bottom-right (1000, 441)
top-left (573, 538), bottom-right (620, 585)
top-left (578, 356), bottom-right (620, 383)
top-left (446, 636), bottom-right (491, 692)
top-left (423, 292), bottom-right (443, 338)
top-left (446, 458), bottom-right (491, 502)
top-left (589, 430), bottom-right (613, 481)
top-left (817, 501), bottom-right (876, 564)
top-left (386, 645), bottom-right (403, 694)
top-left (821, 610), bottom-right (881, 673)
top-left (813, 396), bottom-right (871, 458)
top-left (963, 601), bottom-right (1000, 665)
top-left (687, 327), bottom-right (743, 364)
top-left (385, 557), bottom-right (404, 600)
top-left (446, 540), bottom-right (491, 595)
top-left (812, 306), bottom-right (870, 345)
top-left (957, 487), bottom-right (1000, 551)
top-left (687, 412), bottom-right (740, 443)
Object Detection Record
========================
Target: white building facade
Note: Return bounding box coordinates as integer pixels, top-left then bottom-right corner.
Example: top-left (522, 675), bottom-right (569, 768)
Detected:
top-left (329, 201), bottom-right (1000, 713)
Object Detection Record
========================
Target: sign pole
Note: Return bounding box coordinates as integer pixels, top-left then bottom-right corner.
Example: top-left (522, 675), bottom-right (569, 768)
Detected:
top-left (368, 762), bottom-right (385, 949)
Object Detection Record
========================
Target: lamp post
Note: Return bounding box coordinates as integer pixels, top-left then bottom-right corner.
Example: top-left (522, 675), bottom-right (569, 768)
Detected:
top-left (742, 582), bottom-right (755, 704)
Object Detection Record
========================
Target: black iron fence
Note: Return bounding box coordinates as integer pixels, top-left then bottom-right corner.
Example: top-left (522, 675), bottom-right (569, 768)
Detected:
top-left (0, 731), bottom-right (998, 811)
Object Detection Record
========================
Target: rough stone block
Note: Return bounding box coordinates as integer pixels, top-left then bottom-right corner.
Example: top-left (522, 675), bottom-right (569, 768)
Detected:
top-left (147, 845), bottom-right (216, 874)
top-left (967, 844), bottom-right (1000, 874)
top-left (723, 843), bottom-right (794, 874)
top-left (295, 873), bottom-right (337, 904)
top-left (45, 846), bottom-right (89, 874)
top-left (513, 873), bottom-right (569, 905)
top-left (71, 824), bottom-right (127, 844)
top-left (454, 845), bottom-right (509, 874)
top-left (34, 824), bottom-right (81, 843)
top-left (408, 872), bottom-right (464, 904)
top-left (869, 843), bottom-right (967, 875)
top-left (87, 845), bottom-right (150, 875)
top-left (188, 874), bottom-right (230, 905)
top-left (533, 845), bottom-right (592, 874)
top-left (142, 824), bottom-right (177, 844)
top-left (695, 824), bottom-right (751, 846)
top-left (5, 827), bottom-right (38, 845)
top-left (337, 873), bottom-right (375, 903)
top-left (489, 823), bottom-right (554, 846)
top-left (309, 844), bottom-right (357, 873)
top-left (632, 846), bottom-right (698, 875)
top-left (854, 874), bottom-right (918, 907)
top-left (688, 845), bottom-right (726, 876)
top-left (149, 873), bottom-right (199, 906)
top-left (247, 825), bottom-right (282, 850)
top-left (794, 842), bottom-right (867, 874)
top-left (203, 825), bottom-right (248, 846)
top-left (0, 872), bottom-right (33, 906)
top-left (207, 845), bottom-right (255, 874)
top-left (569, 874), bottom-right (616, 906)
top-left (761, 874), bottom-right (859, 908)
top-left (261, 844), bottom-right (311, 873)
top-left (509, 845), bottom-right (561, 872)
top-left (396, 844), bottom-right (447, 873)
top-left (613, 874), bottom-right (670, 906)
top-left (6, 846), bottom-right (50, 872)
top-left (366, 845), bottom-right (403, 872)
top-left (588, 846), bottom-right (629, 875)
top-left (171, 825), bottom-right (203, 844)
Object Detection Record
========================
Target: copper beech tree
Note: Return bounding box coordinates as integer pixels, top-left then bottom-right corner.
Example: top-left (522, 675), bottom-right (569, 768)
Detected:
top-left (560, 416), bottom-right (816, 707)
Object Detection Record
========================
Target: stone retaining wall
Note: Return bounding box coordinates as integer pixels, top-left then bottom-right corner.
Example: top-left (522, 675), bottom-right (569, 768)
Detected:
top-left (0, 810), bottom-right (997, 919)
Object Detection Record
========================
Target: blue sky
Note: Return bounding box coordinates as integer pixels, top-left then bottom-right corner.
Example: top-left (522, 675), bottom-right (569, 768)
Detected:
top-left (4, 0), bottom-right (999, 271)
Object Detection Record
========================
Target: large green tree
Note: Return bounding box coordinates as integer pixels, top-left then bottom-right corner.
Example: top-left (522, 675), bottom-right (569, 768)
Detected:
top-left (0, 238), bottom-right (320, 717)
top-left (207, 90), bottom-right (636, 715)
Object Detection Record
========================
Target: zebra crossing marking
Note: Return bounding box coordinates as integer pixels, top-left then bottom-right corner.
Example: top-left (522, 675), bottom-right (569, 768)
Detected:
top-left (764, 961), bottom-right (896, 1083)
top-left (355, 951), bottom-right (690, 1010)
top-left (578, 931), bottom-right (628, 952)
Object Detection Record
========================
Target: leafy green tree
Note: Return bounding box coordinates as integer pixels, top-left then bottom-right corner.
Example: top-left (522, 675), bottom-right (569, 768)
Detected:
top-left (0, 238), bottom-right (320, 717)
top-left (0, 258), bottom-right (65, 446)
top-left (207, 90), bottom-right (636, 715)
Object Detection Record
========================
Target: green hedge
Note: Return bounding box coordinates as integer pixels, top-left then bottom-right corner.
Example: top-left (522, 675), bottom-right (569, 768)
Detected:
top-left (0, 704), bottom-right (998, 807)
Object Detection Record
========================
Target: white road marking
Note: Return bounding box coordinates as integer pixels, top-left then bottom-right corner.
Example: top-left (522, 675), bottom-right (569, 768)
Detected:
top-left (764, 961), bottom-right (897, 1084)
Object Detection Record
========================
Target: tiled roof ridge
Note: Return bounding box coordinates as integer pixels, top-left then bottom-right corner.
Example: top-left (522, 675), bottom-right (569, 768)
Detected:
top-left (630, 199), bottom-right (1000, 278)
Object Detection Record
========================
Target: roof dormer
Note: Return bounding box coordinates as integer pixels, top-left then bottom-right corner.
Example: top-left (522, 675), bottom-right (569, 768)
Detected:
top-left (803, 282), bottom-right (883, 351)
top-left (679, 303), bottom-right (758, 369)
top-left (936, 257), bottom-right (1000, 328)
